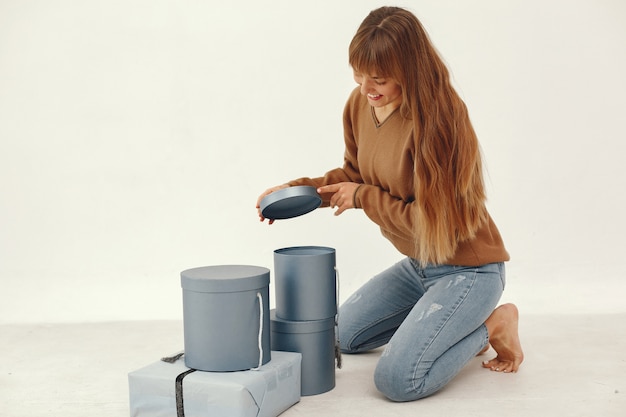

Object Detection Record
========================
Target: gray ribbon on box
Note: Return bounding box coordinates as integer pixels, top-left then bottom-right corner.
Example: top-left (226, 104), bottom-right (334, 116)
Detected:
top-left (161, 353), bottom-right (196, 417)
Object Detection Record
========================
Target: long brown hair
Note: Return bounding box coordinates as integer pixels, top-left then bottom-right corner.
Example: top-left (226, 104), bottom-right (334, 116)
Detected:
top-left (349, 7), bottom-right (488, 265)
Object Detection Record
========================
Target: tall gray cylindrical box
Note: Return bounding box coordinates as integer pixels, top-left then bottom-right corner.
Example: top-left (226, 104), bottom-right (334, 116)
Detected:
top-left (270, 310), bottom-right (336, 396)
top-left (180, 265), bottom-right (271, 372)
top-left (274, 246), bottom-right (336, 321)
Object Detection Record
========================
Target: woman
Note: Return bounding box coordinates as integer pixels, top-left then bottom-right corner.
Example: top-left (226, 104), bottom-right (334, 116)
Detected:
top-left (256, 6), bottom-right (523, 401)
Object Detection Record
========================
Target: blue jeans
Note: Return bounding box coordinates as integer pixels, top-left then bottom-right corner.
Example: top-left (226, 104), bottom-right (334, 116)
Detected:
top-left (338, 258), bottom-right (505, 401)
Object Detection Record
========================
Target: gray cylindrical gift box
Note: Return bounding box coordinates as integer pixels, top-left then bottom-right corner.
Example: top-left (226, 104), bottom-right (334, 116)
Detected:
top-left (270, 310), bottom-right (336, 396)
top-left (180, 265), bottom-right (271, 372)
top-left (274, 246), bottom-right (337, 321)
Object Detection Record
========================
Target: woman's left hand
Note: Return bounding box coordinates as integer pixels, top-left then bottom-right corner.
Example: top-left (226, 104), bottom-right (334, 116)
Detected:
top-left (317, 182), bottom-right (361, 216)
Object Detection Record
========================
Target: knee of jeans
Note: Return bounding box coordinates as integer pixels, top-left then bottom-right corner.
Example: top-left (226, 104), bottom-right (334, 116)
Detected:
top-left (374, 360), bottom-right (412, 401)
top-left (373, 357), bottom-right (432, 402)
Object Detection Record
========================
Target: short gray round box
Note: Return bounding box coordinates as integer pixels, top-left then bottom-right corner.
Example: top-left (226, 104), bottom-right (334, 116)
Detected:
top-left (180, 265), bottom-right (271, 372)
top-left (270, 310), bottom-right (336, 396)
top-left (274, 246), bottom-right (337, 321)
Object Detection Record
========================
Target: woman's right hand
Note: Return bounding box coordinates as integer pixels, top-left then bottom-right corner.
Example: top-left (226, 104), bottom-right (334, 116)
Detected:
top-left (256, 184), bottom-right (290, 224)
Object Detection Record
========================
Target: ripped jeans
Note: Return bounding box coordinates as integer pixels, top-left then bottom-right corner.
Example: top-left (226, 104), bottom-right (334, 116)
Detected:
top-left (338, 258), bottom-right (505, 401)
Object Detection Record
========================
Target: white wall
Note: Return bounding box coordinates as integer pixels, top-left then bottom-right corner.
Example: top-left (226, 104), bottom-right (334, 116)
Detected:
top-left (1, 0), bottom-right (625, 323)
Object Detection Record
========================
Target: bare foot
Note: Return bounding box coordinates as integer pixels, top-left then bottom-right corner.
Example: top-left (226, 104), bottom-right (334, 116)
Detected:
top-left (482, 303), bottom-right (524, 373)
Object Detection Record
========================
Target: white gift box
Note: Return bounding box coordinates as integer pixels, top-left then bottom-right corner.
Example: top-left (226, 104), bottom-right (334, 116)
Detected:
top-left (128, 351), bottom-right (301, 417)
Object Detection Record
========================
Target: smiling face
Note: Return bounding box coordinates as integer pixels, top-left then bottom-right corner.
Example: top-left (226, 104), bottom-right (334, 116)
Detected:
top-left (353, 69), bottom-right (403, 113)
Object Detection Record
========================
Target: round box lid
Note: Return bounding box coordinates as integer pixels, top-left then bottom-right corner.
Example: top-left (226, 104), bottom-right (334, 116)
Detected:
top-left (260, 186), bottom-right (322, 220)
top-left (181, 265), bottom-right (270, 293)
top-left (274, 246), bottom-right (335, 257)
top-left (270, 310), bottom-right (335, 333)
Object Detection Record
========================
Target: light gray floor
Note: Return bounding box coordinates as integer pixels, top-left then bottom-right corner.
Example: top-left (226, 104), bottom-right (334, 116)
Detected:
top-left (2, 314), bottom-right (624, 417)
